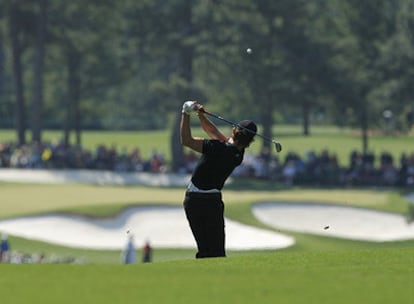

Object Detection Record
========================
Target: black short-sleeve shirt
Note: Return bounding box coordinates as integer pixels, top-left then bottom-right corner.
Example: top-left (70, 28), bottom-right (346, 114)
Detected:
top-left (191, 139), bottom-right (244, 190)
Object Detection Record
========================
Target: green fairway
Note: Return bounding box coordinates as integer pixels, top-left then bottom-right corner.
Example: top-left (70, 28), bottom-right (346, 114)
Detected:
top-left (0, 182), bottom-right (409, 218)
top-left (1, 248), bottom-right (413, 304)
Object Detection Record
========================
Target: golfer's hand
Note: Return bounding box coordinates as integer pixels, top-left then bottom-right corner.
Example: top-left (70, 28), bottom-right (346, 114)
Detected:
top-left (195, 103), bottom-right (205, 114)
top-left (182, 101), bottom-right (197, 115)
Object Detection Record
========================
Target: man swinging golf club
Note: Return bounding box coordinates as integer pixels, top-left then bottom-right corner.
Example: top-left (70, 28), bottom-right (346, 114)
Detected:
top-left (180, 100), bottom-right (257, 258)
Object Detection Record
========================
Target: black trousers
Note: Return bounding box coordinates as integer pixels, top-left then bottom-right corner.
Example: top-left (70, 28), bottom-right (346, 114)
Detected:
top-left (183, 192), bottom-right (226, 258)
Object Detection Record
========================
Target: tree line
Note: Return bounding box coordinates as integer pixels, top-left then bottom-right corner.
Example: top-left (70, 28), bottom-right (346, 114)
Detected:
top-left (0, 0), bottom-right (413, 170)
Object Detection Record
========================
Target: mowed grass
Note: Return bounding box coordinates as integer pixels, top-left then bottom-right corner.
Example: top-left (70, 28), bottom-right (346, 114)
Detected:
top-left (1, 249), bottom-right (413, 304)
top-left (0, 182), bottom-right (409, 218)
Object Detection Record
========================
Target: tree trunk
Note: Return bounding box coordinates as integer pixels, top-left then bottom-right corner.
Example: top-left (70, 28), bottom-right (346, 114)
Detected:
top-left (9, 3), bottom-right (26, 145)
top-left (260, 98), bottom-right (273, 153)
top-left (302, 99), bottom-right (310, 136)
top-left (360, 104), bottom-right (369, 154)
top-left (171, 4), bottom-right (194, 172)
top-left (31, 0), bottom-right (47, 143)
top-left (74, 83), bottom-right (82, 146)
top-left (64, 48), bottom-right (81, 147)
top-left (171, 112), bottom-right (184, 171)
top-left (0, 45), bottom-right (4, 100)
top-left (63, 91), bottom-right (71, 148)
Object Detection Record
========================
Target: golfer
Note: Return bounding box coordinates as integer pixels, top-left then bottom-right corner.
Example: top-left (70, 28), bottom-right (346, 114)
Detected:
top-left (180, 101), bottom-right (257, 258)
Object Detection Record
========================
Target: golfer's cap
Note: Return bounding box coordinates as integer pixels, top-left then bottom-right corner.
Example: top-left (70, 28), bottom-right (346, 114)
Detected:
top-left (237, 120), bottom-right (257, 138)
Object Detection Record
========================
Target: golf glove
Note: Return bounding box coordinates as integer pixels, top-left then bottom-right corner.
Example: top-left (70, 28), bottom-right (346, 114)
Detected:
top-left (182, 101), bottom-right (196, 115)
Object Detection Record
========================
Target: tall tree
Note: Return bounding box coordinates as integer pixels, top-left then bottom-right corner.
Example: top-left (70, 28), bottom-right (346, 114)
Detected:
top-left (376, 0), bottom-right (414, 131)
top-left (170, 1), bottom-right (195, 171)
top-left (8, 1), bottom-right (26, 145)
top-left (0, 44), bottom-right (6, 121)
top-left (63, 44), bottom-right (80, 146)
top-left (328, 0), bottom-right (394, 153)
top-left (31, 0), bottom-right (47, 143)
top-left (48, 0), bottom-right (120, 146)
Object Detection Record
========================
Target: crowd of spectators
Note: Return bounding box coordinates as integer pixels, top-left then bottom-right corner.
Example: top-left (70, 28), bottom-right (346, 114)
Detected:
top-left (1, 251), bottom-right (84, 264)
top-left (0, 141), bottom-right (413, 187)
top-left (233, 149), bottom-right (414, 187)
top-left (0, 141), bottom-right (167, 173)
top-left (1, 233), bottom-right (83, 264)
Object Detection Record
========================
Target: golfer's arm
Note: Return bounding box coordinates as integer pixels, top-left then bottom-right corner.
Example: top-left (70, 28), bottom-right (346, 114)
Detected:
top-left (180, 113), bottom-right (203, 153)
top-left (198, 113), bottom-right (227, 141)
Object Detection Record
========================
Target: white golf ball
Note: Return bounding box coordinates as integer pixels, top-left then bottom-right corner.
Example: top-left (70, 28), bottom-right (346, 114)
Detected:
top-left (246, 48), bottom-right (252, 54)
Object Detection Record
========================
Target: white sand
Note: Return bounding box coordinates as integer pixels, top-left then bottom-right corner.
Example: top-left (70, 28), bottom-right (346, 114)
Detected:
top-left (252, 202), bottom-right (414, 242)
top-left (0, 206), bottom-right (294, 250)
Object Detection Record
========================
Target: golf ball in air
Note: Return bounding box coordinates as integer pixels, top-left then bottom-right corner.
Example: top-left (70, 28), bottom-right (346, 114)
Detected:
top-left (246, 48), bottom-right (252, 54)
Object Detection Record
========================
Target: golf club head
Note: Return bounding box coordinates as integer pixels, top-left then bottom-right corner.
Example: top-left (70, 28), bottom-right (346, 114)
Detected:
top-left (273, 141), bottom-right (282, 153)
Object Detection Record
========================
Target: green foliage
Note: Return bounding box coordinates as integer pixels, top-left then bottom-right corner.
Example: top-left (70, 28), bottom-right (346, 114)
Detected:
top-left (1, 0), bottom-right (414, 149)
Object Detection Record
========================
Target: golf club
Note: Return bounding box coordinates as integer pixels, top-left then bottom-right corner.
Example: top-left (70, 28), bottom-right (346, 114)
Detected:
top-left (199, 109), bottom-right (282, 153)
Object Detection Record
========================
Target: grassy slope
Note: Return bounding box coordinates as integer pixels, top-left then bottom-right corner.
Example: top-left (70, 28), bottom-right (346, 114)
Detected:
top-left (0, 248), bottom-right (413, 304)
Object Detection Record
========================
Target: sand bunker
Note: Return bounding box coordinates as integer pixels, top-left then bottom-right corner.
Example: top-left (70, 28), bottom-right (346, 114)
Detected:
top-left (1, 202), bottom-right (413, 250)
top-left (0, 206), bottom-right (294, 250)
top-left (1, 167), bottom-right (413, 248)
top-left (252, 202), bottom-right (414, 242)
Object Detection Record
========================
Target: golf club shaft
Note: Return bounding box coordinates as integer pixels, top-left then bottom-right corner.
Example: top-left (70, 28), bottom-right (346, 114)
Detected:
top-left (200, 109), bottom-right (282, 152)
